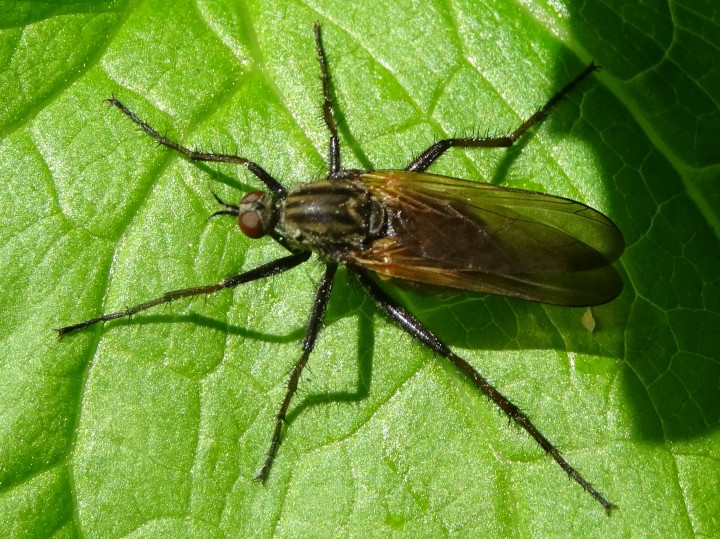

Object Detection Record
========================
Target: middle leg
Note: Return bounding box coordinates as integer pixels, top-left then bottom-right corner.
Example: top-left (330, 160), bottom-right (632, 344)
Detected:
top-left (255, 262), bottom-right (338, 482)
top-left (313, 23), bottom-right (341, 174)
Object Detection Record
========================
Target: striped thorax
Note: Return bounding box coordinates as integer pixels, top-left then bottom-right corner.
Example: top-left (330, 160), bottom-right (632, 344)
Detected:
top-left (278, 177), bottom-right (386, 260)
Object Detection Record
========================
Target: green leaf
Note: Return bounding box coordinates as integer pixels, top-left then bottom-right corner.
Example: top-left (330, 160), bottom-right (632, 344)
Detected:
top-left (2, 0), bottom-right (718, 537)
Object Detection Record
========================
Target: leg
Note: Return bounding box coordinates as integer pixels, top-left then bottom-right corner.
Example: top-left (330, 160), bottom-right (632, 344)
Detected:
top-left (106, 97), bottom-right (287, 199)
top-left (353, 269), bottom-right (616, 513)
top-left (405, 62), bottom-right (600, 172)
top-left (255, 262), bottom-right (338, 482)
top-left (55, 252), bottom-right (310, 337)
top-left (313, 23), bottom-right (341, 174)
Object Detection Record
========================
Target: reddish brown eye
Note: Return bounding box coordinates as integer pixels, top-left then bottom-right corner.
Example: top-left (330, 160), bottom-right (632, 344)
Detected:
top-left (238, 190), bottom-right (267, 238)
top-left (239, 211), bottom-right (264, 238)
top-left (240, 191), bottom-right (263, 205)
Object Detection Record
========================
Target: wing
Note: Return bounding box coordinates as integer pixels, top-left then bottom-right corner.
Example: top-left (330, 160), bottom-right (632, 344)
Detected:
top-left (347, 171), bottom-right (624, 306)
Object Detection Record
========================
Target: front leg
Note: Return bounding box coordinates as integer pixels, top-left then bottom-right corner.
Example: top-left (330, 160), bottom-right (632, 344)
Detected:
top-left (56, 253), bottom-right (311, 337)
top-left (107, 97), bottom-right (288, 199)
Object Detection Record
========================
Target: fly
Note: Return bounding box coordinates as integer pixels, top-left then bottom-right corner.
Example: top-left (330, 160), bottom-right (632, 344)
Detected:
top-left (57, 23), bottom-right (623, 513)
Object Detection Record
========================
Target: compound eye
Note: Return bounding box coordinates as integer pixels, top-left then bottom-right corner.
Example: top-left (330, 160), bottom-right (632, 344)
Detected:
top-left (238, 190), bottom-right (268, 239)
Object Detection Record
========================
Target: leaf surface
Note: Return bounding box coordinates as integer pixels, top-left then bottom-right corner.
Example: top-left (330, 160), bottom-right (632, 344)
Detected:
top-left (1, 0), bottom-right (718, 537)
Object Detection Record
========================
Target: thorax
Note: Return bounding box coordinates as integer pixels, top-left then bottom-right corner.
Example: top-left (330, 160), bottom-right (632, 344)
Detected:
top-left (278, 177), bottom-right (386, 261)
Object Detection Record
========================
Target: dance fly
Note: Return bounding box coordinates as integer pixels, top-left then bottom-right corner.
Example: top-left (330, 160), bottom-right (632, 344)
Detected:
top-left (57, 23), bottom-right (623, 512)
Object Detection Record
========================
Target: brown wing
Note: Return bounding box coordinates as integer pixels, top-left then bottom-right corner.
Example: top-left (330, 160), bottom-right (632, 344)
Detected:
top-left (347, 171), bottom-right (624, 306)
